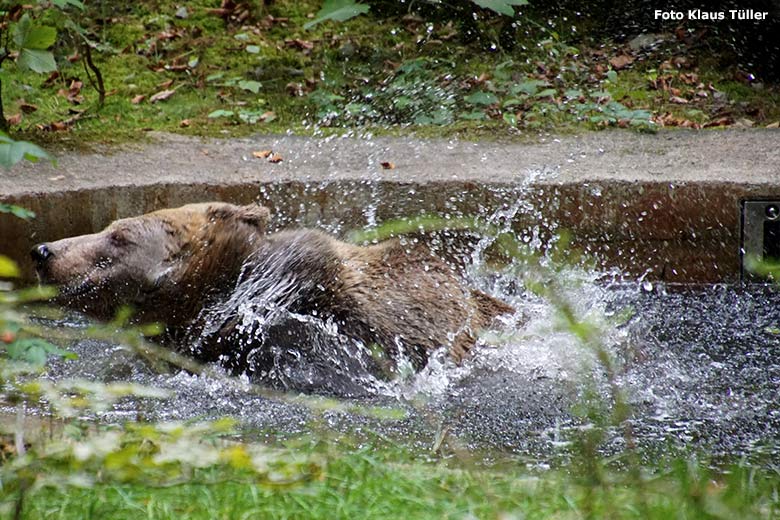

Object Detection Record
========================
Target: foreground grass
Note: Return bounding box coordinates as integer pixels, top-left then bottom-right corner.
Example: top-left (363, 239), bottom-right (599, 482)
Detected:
top-left (9, 443), bottom-right (780, 520)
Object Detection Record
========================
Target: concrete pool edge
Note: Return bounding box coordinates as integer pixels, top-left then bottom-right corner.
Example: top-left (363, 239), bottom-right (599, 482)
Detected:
top-left (2, 130), bottom-right (780, 283)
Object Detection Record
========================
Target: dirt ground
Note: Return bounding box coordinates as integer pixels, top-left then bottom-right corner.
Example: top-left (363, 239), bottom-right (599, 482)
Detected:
top-left (4, 129), bottom-right (779, 197)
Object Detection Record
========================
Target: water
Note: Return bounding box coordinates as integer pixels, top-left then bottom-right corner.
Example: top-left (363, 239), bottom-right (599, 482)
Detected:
top-left (23, 177), bottom-right (780, 465)
top-left (33, 268), bottom-right (780, 465)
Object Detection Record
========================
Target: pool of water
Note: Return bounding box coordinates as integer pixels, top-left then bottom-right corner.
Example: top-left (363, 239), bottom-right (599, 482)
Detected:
top-left (34, 273), bottom-right (780, 465)
top-left (16, 171), bottom-right (780, 465)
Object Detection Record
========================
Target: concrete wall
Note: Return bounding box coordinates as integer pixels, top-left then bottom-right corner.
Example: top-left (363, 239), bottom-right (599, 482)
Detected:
top-left (4, 179), bottom-right (778, 283)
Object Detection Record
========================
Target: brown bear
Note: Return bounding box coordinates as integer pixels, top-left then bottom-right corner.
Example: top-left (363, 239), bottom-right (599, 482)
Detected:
top-left (31, 202), bottom-right (513, 393)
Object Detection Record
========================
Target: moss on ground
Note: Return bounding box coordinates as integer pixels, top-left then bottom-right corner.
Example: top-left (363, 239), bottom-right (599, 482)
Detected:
top-left (4, 0), bottom-right (779, 148)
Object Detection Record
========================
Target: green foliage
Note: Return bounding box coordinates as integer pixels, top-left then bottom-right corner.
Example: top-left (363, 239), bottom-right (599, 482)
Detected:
top-left (51, 0), bottom-right (84, 8)
top-left (11, 441), bottom-right (780, 519)
top-left (237, 80), bottom-right (262, 94)
top-left (744, 255), bottom-right (780, 281)
top-left (348, 215), bottom-right (486, 243)
top-left (464, 90), bottom-right (499, 105)
top-left (208, 109), bottom-right (235, 119)
top-left (203, 76), bottom-right (275, 125)
top-left (0, 253), bottom-right (323, 515)
top-left (208, 108), bottom-right (276, 124)
top-left (5, 337), bottom-right (75, 366)
top-left (0, 255), bottom-right (21, 278)
top-left (310, 58), bottom-right (459, 127)
top-left (309, 54), bottom-right (655, 131)
top-left (1, 419), bottom-right (323, 513)
top-left (11, 14), bottom-right (57, 73)
top-left (303, 0), bottom-right (371, 30)
top-left (0, 258), bottom-right (72, 370)
top-left (0, 0), bottom-right (107, 130)
top-left (0, 132), bottom-right (53, 169)
top-left (0, 204), bottom-right (36, 220)
top-left (0, 0), bottom-right (771, 142)
top-left (304, 0), bottom-right (529, 29)
top-left (13, 15), bottom-right (56, 48)
top-left (472, 0), bottom-right (528, 17)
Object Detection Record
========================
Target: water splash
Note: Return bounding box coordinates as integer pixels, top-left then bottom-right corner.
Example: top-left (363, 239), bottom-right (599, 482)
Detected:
top-left (27, 171), bottom-right (780, 463)
top-left (187, 232), bottom-right (395, 397)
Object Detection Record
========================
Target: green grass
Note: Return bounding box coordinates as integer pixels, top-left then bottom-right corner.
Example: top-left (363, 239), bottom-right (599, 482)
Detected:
top-left (4, 0), bottom-right (780, 149)
top-left (10, 444), bottom-right (780, 519)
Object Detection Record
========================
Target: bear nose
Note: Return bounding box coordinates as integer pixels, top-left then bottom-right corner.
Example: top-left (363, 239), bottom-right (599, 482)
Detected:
top-left (30, 243), bottom-right (53, 264)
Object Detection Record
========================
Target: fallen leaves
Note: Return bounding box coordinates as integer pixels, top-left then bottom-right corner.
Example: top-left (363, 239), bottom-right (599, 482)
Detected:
top-left (608, 54), bottom-right (635, 70)
top-left (702, 116), bottom-right (735, 128)
top-left (652, 112), bottom-right (702, 129)
top-left (207, 0), bottom-right (256, 25)
top-left (36, 120), bottom-right (71, 132)
top-left (285, 78), bottom-right (317, 97)
top-left (6, 3), bottom-right (776, 138)
top-left (42, 71), bottom-right (60, 88)
top-left (249, 111), bottom-right (276, 124)
top-left (284, 39), bottom-right (314, 54)
top-left (57, 80), bottom-right (84, 105)
top-left (149, 89), bottom-right (176, 104)
top-left (257, 15), bottom-right (289, 30)
top-left (7, 113), bottom-right (22, 126)
top-left (19, 102), bottom-right (38, 114)
top-left (252, 149), bottom-right (282, 163)
top-left (6, 103), bottom-right (34, 126)
top-left (286, 82), bottom-right (305, 97)
top-left (639, 65), bottom-right (749, 127)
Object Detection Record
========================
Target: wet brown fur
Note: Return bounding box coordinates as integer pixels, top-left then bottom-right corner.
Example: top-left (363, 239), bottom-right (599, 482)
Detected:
top-left (34, 202), bottom-right (513, 372)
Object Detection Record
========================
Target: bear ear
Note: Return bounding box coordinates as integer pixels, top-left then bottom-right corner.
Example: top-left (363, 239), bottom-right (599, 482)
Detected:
top-left (208, 203), bottom-right (271, 230)
top-left (237, 203), bottom-right (271, 228)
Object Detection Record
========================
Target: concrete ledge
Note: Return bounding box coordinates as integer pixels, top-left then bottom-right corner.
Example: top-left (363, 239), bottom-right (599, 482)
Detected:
top-left (3, 130), bottom-right (780, 283)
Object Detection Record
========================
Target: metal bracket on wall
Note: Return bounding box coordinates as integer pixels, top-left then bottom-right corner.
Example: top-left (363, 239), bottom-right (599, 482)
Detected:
top-left (741, 200), bottom-right (780, 282)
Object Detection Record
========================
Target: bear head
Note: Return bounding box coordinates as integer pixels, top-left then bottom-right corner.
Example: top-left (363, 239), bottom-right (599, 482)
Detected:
top-left (30, 202), bottom-right (271, 326)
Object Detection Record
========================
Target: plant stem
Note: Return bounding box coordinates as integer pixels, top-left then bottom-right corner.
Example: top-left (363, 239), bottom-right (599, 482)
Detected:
top-left (14, 401), bottom-right (26, 456)
top-left (82, 42), bottom-right (105, 109)
top-left (13, 482), bottom-right (26, 520)
top-left (0, 20), bottom-right (9, 133)
top-left (0, 75), bottom-right (8, 133)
